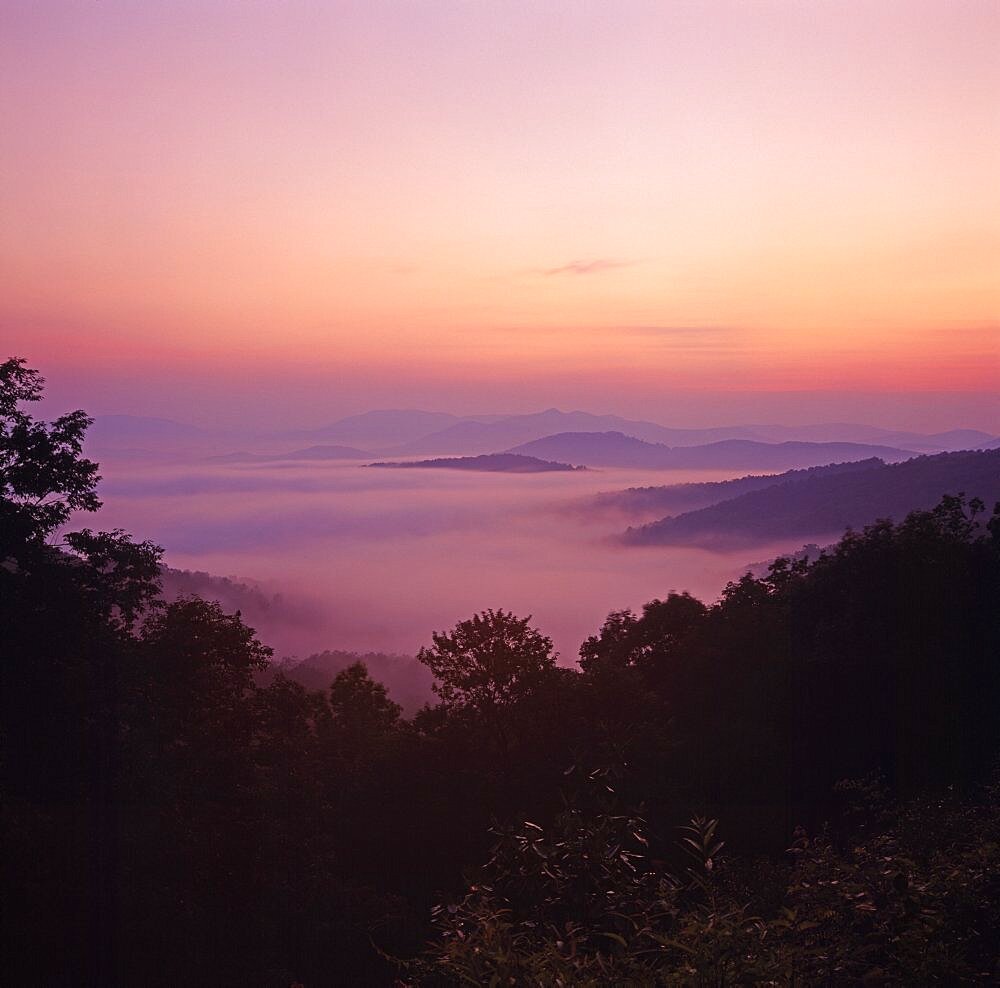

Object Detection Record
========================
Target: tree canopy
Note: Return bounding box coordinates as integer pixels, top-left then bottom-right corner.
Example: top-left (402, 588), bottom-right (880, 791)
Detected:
top-left (418, 608), bottom-right (556, 713)
top-left (0, 356), bottom-right (101, 554)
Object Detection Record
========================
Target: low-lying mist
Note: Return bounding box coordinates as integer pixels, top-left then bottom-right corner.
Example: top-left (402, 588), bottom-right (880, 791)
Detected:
top-left (88, 454), bottom-right (806, 666)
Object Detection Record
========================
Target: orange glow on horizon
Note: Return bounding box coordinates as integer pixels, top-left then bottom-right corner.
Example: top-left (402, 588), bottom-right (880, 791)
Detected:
top-left (1, 1), bottom-right (997, 421)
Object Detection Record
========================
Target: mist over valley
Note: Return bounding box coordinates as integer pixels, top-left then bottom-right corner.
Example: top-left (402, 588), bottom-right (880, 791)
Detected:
top-left (85, 408), bottom-right (1000, 686)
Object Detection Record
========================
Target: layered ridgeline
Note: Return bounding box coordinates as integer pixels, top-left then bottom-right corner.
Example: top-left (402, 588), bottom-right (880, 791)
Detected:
top-left (624, 448), bottom-right (1000, 547)
top-left (86, 408), bottom-right (998, 460)
top-left (384, 409), bottom-right (766, 456)
top-left (328, 407), bottom-right (996, 457)
top-left (509, 431), bottom-right (912, 470)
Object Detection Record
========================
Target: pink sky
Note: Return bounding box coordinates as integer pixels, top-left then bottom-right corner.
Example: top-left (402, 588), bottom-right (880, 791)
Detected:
top-left (2, 0), bottom-right (998, 429)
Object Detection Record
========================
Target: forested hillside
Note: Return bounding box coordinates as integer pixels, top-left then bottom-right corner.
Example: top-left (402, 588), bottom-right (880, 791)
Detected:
top-left (592, 457), bottom-right (882, 517)
top-left (4, 359), bottom-right (999, 986)
top-left (626, 448), bottom-right (1000, 546)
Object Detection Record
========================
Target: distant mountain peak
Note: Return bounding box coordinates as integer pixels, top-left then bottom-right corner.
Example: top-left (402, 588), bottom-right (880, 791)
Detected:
top-left (510, 433), bottom-right (912, 469)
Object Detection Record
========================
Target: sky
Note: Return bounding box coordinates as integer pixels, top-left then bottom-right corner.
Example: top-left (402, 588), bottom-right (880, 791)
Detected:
top-left (2, 0), bottom-right (998, 429)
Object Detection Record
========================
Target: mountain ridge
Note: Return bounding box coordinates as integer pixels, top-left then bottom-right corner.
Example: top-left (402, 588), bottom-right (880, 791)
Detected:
top-left (510, 432), bottom-right (913, 470)
top-left (624, 448), bottom-right (1000, 547)
top-left (87, 411), bottom-right (998, 457)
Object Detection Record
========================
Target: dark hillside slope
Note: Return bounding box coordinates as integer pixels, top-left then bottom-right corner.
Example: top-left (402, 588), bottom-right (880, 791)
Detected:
top-left (625, 448), bottom-right (1000, 546)
top-left (592, 458), bottom-right (883, 516)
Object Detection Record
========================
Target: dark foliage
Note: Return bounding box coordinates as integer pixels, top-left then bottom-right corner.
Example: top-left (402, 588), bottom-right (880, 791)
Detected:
top-left (413, 773), bottom-right (1000, 984)
top-left (592, 456), bottom-right (883, 517)
top-left (0, 357), bottom-right (101, 553)
top-left (3, 358), bottom-right (999, 985)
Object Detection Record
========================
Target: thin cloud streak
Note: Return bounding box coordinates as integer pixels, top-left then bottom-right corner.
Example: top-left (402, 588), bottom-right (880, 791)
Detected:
top-left (618, 325), bottom-right (737, 341)
top-left (543, 259), bottom-right (632, 276)
top-left (485, 323), bottom-right (748, 355)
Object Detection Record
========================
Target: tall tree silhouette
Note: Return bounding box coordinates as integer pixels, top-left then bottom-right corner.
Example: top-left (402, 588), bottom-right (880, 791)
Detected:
top-left (0, 357), bottom-right (100, 554)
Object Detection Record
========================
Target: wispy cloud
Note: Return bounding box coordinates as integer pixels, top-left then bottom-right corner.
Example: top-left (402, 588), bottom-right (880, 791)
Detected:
top-left (494, 324), bottom-right (746, 353)
top-left (619, 325), bottom-right (733, 338)
top-left (485, 323), bottom-right (753, 367)
top-left (543, 259), bottom-right (631, 276)
top-left (613, 326), bottom-right (746, 350)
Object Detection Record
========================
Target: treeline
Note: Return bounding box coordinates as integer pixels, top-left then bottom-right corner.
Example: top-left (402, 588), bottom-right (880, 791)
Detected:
top-left (3, 358), bottom-right (1000, 985)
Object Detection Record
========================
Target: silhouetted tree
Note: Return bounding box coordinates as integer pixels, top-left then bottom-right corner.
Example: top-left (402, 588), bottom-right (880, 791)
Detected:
top-left (0, 357), bottom-right (100, 554)
top-left (579, 591), bottom-right (707, 676)
top-left (419, 609), bottom-right (557, 712)
top-left (329, 660), bottom-right (402, 735)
